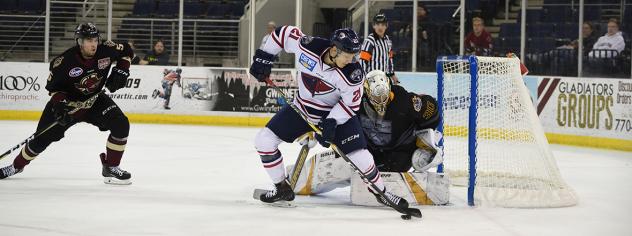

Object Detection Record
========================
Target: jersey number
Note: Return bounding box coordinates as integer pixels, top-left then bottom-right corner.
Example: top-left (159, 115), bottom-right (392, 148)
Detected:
top-left (352, 88), bottom-right (361, 103)
top-left (288, 28), bottom-right (302, 40)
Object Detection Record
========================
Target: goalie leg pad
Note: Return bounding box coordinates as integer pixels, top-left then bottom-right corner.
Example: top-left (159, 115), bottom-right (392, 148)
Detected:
top-left (287, 149), bottom-right (353, 195)
top-left (351, 171), bottom-right (450, 206)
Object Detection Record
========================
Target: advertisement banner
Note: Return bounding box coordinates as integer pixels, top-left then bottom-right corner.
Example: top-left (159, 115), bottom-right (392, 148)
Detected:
top-left (0, 62), bottom-right (50, 110)
top-left (0, 63), bottom-right (299, 117)
top-left (537, 76), bottom-right (632, 140)
top-left (205, 68), bottom-right (297, 113)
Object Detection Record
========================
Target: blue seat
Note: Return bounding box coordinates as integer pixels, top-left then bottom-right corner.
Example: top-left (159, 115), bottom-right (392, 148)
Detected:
top-left (583, 7), bottom-right (601, 21)
top-left (500, 23), bottom-right (520, 38)
top-left (555, 23), bottom-right (578, 39)
top-left (527, 37), bottom-right (556, 53)
top-left (17, 0), bottom-right (42, 13)
top-left (519, 9), bottom-right (542, 23)
top-left (156, 0), bottom-right (179, 17)
top-left (542, 6), bottom-right (573, 23)
top-left (206, 3), bottom-right (231, 19)
top-left (428, 7), bottom-right (456, 22)
top-left (501, 37), bottom-right (521, 53)
top-left (0, 0), bottom-right (18, 12)
top-left (544, 0), bottom-right (569, 3)
top-left (231, 3), bottom-right (244, 17)
top-left (184, 1), bottom-right (207, 17)
top-left (133, 0), bottom-right (154, 16)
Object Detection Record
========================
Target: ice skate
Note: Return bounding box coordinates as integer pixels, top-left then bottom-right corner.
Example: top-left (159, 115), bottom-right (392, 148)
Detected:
top-left (371, 188), bottom-right (409, 209)
top-left (0, 165), bottom-right (22, 179)
top-left (100, 153), bottom-right (132, 185)
top-left (259, 179), bottom-right (295, 206)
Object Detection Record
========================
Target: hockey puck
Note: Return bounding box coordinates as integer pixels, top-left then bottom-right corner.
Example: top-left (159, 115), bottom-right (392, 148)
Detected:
top-left (401, 214), bottom-right (412, 220)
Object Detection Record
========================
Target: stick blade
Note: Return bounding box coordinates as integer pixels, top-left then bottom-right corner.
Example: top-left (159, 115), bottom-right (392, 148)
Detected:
top-left (406, 208), bottom-right (422, 218)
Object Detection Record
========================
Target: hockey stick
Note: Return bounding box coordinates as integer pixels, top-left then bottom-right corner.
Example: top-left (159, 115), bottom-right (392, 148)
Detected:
top-left (0, 91), bottom-right (104, 161)
top-left (264, 78), bottom-right (422, 219)
top-left (0, 121), bottom-right (58, 161)
top-left (288, 134), bottom-right (311, 188)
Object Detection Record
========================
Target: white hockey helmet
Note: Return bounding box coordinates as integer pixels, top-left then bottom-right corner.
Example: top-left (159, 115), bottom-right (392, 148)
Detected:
top-left (364, 70), bottom-right (392, 116)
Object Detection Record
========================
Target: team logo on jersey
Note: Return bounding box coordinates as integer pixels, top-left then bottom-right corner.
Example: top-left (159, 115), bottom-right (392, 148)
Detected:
top-left (52, 56), bottom-right (63, 69)
top-left (301, 72), bottom-right (334, 96)
top-left (412, 95), bottom-right (423, 112)
top-left (69, 67), bottom-right (83, 77)
top-left (423, 100), bottom-right (436, 119)
top-left (350, 69), bottom-right (363, 84)
top-left (300, 35), bottom-right (313, 44)
top-left (98, 57), bottom-right (110, 69)
top-left (75, 73), bottom-right (102, 95)
top-left (299, 53), bottom-right (317, 71)
top-left (103, 40), bottom-right (116, 47)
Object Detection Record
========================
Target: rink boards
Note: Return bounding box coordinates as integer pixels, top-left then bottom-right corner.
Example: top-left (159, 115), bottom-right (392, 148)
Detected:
top-left (0, 62), bottom-right (630, 151)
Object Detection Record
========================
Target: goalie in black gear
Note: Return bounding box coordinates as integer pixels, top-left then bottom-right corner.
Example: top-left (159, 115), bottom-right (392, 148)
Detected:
top-left (286, 70), bottom-right (449, 205)
top-left (0, 23), bottom-right (134, 185)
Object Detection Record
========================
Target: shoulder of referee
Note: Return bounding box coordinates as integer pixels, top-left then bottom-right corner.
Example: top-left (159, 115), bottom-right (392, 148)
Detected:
top-left (360, 35), bottom-right (376, 61)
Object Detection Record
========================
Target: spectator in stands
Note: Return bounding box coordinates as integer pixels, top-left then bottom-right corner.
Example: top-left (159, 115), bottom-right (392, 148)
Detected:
top-left (415, 3), bottom-right (429, 40)
top-left (259, 21), bottom-right (276, 49)
top-left (561, 22), bottom-right (598, 56)
top-left (140, 39), bottom-right (170, 65)
top-left (415, 3), bottom-right (430, 69)
top-left (464, 17), bottom-right (493, 56)
top-left (127, 40), bottom-right (141, 65)
top-left (589, 18), bottom-right (625, 58)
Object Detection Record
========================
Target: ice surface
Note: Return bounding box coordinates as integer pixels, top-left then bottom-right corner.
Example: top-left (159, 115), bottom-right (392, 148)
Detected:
top-left (1, 121), bottom-right (630, 236)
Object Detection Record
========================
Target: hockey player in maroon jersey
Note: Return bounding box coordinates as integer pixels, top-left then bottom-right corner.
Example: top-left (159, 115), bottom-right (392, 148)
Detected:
top-left (0, 23), bottom-right (134, 185)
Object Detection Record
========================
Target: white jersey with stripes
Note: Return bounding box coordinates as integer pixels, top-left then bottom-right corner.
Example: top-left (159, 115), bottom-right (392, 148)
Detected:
top-left (261, 25), bottom-right (365, 125)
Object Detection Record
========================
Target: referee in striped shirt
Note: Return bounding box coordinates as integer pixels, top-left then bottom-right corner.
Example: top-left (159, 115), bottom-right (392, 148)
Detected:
top-left (359, 13), bottom-right (398, 84)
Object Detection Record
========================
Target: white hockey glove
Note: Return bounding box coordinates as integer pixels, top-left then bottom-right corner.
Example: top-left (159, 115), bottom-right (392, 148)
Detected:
top-left (412, 128), bottom-right (444, 172)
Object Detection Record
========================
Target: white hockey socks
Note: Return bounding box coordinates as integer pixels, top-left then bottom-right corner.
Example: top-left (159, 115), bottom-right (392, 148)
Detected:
top-left (348, 149), bottom-right (385, 192)
top-left (255, 127), bottom-right (286, 184)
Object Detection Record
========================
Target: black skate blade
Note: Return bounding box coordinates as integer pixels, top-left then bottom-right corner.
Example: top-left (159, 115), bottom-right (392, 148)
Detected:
top-left (252, 188), bottom-right (296, 208)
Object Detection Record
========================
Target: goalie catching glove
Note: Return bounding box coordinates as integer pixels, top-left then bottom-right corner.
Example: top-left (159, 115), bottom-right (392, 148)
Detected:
top-left (412, 128), bottom-right (444, 172)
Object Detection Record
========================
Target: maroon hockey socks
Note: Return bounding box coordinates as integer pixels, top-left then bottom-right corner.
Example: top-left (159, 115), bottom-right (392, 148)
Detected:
top-left (104, 135), bottom-right (127, 166)
top-left (13, 144), bottom-right (39, 170)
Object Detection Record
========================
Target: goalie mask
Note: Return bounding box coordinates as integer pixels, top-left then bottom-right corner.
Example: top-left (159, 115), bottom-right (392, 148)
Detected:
top-left (364, 70), bottom-right (391, 116)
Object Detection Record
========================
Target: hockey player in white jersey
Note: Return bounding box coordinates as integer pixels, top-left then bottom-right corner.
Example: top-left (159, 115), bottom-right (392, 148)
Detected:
top-left (250, 26), bottom-right (409, 209)
top-left (286, 70), bottom-right (450, 206)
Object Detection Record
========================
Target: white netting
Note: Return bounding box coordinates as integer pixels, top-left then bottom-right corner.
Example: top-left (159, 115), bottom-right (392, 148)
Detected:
top-left (439, 56), bottom-right (578, 208)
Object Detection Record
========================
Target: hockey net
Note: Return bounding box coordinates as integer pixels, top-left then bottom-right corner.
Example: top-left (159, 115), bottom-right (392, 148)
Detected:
top-left (437, 56), bottom-right (577, 208)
